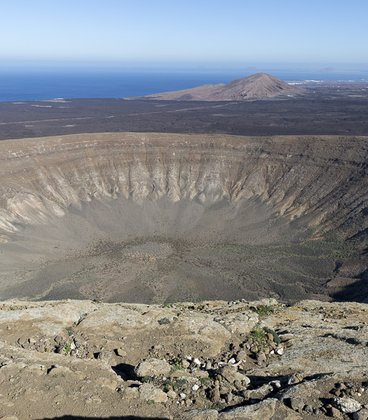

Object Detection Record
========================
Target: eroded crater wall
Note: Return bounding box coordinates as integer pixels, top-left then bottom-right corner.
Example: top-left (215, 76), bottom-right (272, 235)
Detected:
top-left (0, 133), bottom-right (367, 302)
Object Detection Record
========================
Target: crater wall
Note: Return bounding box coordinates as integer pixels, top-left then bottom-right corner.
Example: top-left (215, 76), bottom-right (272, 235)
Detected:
top-left (0, 133), bottom-right (367, 302)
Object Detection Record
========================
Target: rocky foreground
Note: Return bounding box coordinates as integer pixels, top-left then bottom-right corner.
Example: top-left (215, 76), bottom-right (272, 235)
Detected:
top-left (0, 299), bottom-right (367, 419)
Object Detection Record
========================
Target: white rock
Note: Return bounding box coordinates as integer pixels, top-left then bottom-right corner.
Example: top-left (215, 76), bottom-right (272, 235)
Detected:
top-left (335, 397), bottom-right (362, 414)
top-left (271, 380), bottom-right (282, 389)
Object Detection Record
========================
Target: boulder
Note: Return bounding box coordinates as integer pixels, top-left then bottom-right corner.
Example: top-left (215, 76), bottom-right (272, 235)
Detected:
top-left (135, 358), bottom-right (171, 378)
top-left (139, 383), bottom-right (168, 403)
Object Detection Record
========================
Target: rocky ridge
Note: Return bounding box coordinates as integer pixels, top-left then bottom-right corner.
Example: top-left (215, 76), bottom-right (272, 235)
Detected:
top-left (0, 298), bottom-right (367, 419)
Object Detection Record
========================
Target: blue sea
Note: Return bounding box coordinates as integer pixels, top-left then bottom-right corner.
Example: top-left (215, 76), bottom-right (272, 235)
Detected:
top-left (0, 68), bottom-right (367, 102)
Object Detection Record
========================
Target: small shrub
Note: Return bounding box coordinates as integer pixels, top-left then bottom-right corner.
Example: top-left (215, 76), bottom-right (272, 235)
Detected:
top-left (250, 326), bottom-right (268, 341)
top-left (249, 326), bottom-right (268, 349)
top-left (170, 357), bottom-right (184, 372)
top-left (172, 378), bottom-right (187, 391)
top-left (253, 304), bottom-right (274, 317)
top-left (162, 380), bottom-right (172, 392)
top-left (63, 342), bottom-right (72, 355)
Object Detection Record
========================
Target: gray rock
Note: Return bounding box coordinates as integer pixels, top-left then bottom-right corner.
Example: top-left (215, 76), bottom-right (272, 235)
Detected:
top-left (303, 405), bottom-right (313, 414)
top-left (327, 406), bottom-right (344, 419)
top-left (179, 409), bottom-right (219, 420)
top-left (235, 350), bottom-right (247, 362)
top-left (287, 373), bottom-right (303, 385)
top-left (135, 358), bottom-right (171, 378)
top-left (183, 360), bottom-right (191, 369)
top-left (47, 365), bottom-right (72, 376)
top-left (139, 383), bottom-right (168, 403)
top-left (123, 387), bottom-right (140, 399)
top-left (353, 408), bottom-right (368, 420)
top-left (242, 383), bottom-right (273, 400)
top-left (205, 361), bottom-right (212, 370)
top-left (219, 398), bottom-right (277, 419)
top-left (158, 317), bottom-right (171, 325)
top-left (218, 366), bottom-right (250, 388)
top-left (289, 397), bottom-right (305, 412)
top-left (115, 348), bottom-right (126, 357)
top-left (167, 390), bottom-right (177, 399)
top-left (279, 333), bottom-right (294, 342)
top-left (26, 364), bottom-right (46, 376)
top-left (209, 384), bottom-right (221, 404)
top-left (313, 408), bottom-right (322, 416)
top-left (96, 350), bottom-right (113, 364)
top-left (257, 351), bottom-right (267, 365)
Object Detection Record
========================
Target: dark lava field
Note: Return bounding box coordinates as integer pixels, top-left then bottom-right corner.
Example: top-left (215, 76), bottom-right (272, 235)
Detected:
top-left (1, 84), bottom-right (368, 140)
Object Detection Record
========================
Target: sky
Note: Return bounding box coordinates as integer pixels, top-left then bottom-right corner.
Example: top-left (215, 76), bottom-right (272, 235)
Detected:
top-left (0, 0), bottom-right (367, 70)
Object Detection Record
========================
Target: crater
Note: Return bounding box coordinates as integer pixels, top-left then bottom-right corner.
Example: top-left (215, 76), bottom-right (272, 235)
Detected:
top-left (0, 132), bottom-right (367, 303)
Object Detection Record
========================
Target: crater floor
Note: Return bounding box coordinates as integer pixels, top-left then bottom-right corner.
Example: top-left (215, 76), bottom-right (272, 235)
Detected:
top-left (0, 132), bottom-right (367, 303)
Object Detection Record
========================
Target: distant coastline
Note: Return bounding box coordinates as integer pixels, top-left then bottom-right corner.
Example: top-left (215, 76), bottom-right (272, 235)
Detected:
top-left (0, 69), bottom-right (367, 102)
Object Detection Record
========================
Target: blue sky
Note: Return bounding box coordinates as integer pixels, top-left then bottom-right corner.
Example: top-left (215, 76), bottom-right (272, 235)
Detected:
top-left (1, 0), bottom-right (367, 69)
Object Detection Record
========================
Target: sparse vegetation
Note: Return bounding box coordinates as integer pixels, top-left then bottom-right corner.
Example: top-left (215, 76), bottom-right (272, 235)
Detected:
top-left (171, 378), bottom-right (187, 391)
top-left (161, 380), bottom-right (172, 393)
top-left (62, 342), bottom-right (72, 355)
top-left (169, 357), bottom-right (183, 372)
top-left (249, 326), bottom-right (269, 350)
top-left (253, 304), bottom-right (275, 317)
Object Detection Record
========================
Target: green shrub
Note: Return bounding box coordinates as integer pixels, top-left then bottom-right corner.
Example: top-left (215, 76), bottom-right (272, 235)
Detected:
top-left (253, 304), bottom-right (274, 317)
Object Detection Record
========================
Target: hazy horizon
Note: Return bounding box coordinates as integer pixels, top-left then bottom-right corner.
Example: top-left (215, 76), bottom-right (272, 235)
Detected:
top-left (1, 60), bottom-right (368, 74)
top-left (1, 0), bottom-right (367, 67)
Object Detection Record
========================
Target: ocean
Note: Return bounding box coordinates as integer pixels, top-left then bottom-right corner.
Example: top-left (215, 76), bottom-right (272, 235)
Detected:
top-left (0, 69), bottom-right (367, 102)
